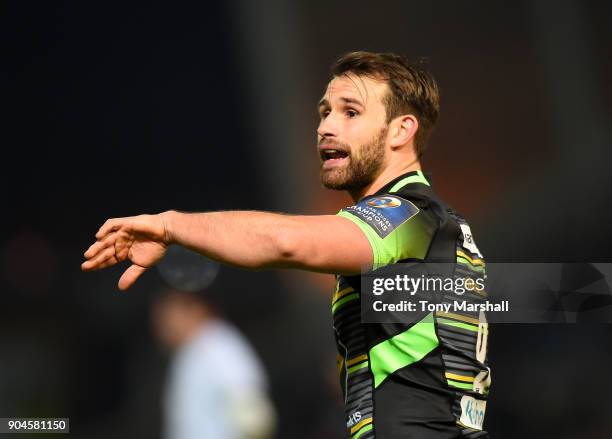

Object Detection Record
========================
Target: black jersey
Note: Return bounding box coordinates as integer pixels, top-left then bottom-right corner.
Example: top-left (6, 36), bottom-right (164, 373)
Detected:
top-left (333, 170), bottom-right (491, 438)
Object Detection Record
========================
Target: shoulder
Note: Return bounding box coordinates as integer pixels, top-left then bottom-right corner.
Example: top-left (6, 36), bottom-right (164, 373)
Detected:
top-left (337, 193), bottom-right (438, 267)
top-left (338, 194), bottom-right (422, 238)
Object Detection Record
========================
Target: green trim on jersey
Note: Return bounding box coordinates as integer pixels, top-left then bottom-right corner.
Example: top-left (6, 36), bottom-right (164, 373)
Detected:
top-left (331, 292), bottom-right (360, 314)
top-left (352, 423), bottom-right (373, 438)
top-left (447, 379), bottom-right (474, 390)
top-left (369, 312), bottom-right (439, 388)
top-left (437, 317), bottom-right (479, 332)
top-left (337, 208), bottom-right (435, 269)
top-left (389, 170), bottom-right (430, 192)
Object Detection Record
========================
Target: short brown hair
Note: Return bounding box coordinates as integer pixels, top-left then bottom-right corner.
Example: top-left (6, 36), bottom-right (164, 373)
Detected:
top-left (332, 51), bottom-right (440, 157)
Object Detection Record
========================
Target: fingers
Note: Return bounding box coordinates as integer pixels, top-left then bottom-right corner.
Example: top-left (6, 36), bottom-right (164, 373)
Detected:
top-left (81, 245), bottom-right (120, 271)
top-left (83, 255), bottom-right (119, 271)
top-left (82, 229), bottom-right (134, 271)
top-left (83, 216), bottom-right (151, 290)
top-left (96, 218), bottom-right (122, 240)
top-left (82, 231), bottom-right (120, 271)
top-left (84, 232), bottom-right (116, 259)
top-left (118, 264), bottom-right (147, 291)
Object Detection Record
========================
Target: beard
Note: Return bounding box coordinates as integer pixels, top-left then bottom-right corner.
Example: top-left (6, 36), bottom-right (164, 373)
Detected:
top-left (320, 125), bottom-right (388, 191)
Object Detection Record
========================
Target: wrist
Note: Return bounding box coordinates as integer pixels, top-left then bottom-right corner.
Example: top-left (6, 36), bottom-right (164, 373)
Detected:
top-left (160, 210), bottom-right (178, 245)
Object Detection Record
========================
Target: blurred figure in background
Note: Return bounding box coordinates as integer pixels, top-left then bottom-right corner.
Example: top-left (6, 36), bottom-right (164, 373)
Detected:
top-left (152, 289), bottom-right (276, 439)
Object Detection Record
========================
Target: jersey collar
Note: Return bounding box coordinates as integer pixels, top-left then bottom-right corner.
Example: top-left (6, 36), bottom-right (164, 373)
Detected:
top-left (375, 170), bottom-right (431, 196)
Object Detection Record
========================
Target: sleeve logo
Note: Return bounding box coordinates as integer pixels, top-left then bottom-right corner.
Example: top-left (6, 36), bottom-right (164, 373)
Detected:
top-left (459, 224), bottom-right (483, 258)
top-left (343, 195), bottom-right (419, 238)
top-left (366, 196), bottom-right (402, 208)
top-left (459, 395), bottom-right (486, 430)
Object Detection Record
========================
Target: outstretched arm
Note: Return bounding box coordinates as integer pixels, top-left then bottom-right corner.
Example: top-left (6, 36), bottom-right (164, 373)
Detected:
top-left (81, 210), bottom-right (372, 290)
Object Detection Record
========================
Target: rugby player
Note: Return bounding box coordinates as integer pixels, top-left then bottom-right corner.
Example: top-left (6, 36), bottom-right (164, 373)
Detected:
top-left (82, 51), bottom-right (491, 438)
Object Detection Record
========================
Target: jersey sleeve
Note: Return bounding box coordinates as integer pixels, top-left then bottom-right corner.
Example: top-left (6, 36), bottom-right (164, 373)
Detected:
top-left (336, 194), bottom-right (437, 269)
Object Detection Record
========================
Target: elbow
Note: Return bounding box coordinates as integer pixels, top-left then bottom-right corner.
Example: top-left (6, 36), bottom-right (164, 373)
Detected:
top-left (230, 228), bottom-right (300, 271)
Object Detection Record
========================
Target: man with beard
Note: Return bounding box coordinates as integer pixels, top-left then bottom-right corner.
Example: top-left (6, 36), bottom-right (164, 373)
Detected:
top-left (82, 51), bottom-right (491, 438)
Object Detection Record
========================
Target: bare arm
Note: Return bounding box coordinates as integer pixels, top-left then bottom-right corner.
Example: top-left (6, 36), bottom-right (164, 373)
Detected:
top-left (81, 210), bottom-right (372, 290)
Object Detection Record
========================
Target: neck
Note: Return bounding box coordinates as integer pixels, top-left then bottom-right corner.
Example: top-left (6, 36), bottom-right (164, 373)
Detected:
top-left (348, 159), bottom-right (421, 202)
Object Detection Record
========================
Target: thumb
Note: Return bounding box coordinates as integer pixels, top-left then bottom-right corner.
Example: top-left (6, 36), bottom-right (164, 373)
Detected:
top-left (118, 264), bottom-right (147, 291)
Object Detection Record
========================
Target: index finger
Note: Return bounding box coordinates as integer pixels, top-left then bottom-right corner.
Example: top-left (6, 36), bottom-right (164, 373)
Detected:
top-left (96, 218), bottom-right (120, 240)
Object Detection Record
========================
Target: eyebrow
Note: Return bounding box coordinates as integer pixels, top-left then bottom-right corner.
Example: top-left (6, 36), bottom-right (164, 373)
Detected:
top-left (318, 96), bottom-right (364, 108)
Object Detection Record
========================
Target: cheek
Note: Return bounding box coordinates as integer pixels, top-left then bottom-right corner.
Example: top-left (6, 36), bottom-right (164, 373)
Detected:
top-left (345, 121), bottom-right (378, 147)
top-left (341, 120), bottom-right (367, 143)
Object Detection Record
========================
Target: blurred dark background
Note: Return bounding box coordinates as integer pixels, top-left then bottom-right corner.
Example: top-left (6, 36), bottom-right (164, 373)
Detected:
top-left (2, 1), bottom-right (611, 438)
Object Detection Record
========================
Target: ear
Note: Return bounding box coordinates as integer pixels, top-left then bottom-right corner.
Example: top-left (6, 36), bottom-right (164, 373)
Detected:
top-left (389, 115), bottom-right (418, 150)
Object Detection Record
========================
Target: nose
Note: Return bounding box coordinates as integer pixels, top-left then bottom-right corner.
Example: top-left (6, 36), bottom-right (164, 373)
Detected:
top-left (317, 113), bottom-right (339, 140)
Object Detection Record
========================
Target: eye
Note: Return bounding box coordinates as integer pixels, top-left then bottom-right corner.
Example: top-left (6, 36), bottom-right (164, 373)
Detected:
top-left (320, 109), bottom-right (330, 119)
top-left (346, 109), bottom-right (358, 118)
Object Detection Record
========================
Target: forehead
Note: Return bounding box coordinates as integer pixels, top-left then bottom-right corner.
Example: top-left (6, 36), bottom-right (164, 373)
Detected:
top-left (321, 73), bottom-right (388, 107)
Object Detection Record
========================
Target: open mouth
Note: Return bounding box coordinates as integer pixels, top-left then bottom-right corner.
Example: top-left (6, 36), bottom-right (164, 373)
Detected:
top-left (320, 148), bottom-right (349, 166)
